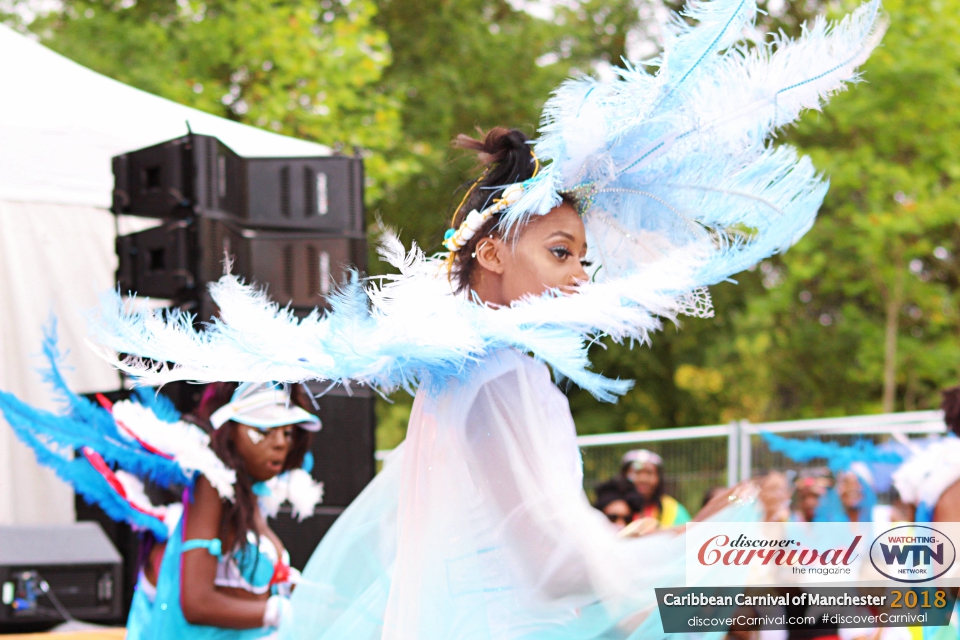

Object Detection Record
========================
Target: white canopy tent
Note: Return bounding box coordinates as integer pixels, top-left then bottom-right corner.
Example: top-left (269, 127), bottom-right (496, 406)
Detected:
top-left (0, 24), bottom-right (330, 525)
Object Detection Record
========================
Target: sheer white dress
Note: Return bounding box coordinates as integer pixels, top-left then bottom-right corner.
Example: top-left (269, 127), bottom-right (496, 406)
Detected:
top-left (283, 349), bottom-right (738, 639)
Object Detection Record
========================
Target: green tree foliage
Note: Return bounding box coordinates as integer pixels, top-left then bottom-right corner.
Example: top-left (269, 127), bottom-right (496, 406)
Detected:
top-left (371, 0), bottom-right (585, 248)
top-left (716, 0), bottom-right (960, 418)
top-left (8, 0), bottom-right (959, 445)
top-left (16, 0), bottom-right (408, 200)
top-left (568, 0), bottom-right (960, 432)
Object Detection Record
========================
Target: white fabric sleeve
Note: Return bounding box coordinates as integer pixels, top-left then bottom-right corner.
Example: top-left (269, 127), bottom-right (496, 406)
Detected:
top-left (462, 366), bottom-right (598, 600)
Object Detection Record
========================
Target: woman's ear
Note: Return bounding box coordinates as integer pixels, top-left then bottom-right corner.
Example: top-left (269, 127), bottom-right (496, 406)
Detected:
top-left (474, 236), bottom-right (506, 275)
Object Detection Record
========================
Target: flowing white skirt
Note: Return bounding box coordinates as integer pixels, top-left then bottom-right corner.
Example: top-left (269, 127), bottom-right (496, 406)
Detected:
top-left (283, 349), bottom-right (744, 639)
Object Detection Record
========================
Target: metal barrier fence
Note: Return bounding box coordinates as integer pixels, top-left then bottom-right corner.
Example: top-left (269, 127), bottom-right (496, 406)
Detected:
top-left (576, 424), bottom-right (733, 513)
top-left (578, 410), bottom-right (946, 510)
top-left (375, 410), bottom-right (947, 511)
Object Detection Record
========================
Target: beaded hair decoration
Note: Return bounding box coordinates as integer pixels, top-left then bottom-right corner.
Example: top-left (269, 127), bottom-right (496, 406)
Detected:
top-left (442, 152), bottom-right (540, 255)
top-left (442, 183), bottom-right (525, 254)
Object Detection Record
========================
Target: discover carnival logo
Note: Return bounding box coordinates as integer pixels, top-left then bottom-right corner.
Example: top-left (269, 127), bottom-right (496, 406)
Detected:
top-left (685, 523), bottom-right (872, 585)
top-left (686, 522), bottom-right (960, 587)
top-left (696, 533), bottom-right (861, 573)
top-left (869, 525), bottom-right (956, 583)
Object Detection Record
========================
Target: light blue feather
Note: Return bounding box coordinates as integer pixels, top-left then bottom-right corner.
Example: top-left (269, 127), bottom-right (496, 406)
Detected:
top-left (509, 0), bottom-right (881, 291)
top-left (815, 483), bottom-right (877, 523)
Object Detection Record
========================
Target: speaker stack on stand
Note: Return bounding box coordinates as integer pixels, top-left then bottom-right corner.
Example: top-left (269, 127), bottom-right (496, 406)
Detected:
top-left (112, 133), bottom-right (367, 320)
top-left (75, 134), bottom-right (377, 618)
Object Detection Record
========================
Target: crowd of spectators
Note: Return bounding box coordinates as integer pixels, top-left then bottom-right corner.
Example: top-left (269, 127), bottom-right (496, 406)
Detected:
top-left (592, 456), bottom-right (900, 640)
top-left (592, 452), bottom-right (883, 529)
top-left (593, 449), bottom-right (691, 535)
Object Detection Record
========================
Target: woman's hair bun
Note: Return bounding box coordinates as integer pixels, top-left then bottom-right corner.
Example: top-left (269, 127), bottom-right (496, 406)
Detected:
top-left (454, 127), bottom-right (531, 168)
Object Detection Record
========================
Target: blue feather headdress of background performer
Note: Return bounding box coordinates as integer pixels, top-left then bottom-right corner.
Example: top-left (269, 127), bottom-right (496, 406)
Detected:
top-left (89, 0), bottom-right (884, 400)
top-left (763, 432), bottom-right (903, 522)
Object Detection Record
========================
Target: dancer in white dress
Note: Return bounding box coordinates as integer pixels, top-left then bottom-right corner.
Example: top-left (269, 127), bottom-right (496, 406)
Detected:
top-left (90, 0), bottom-right (883, 636)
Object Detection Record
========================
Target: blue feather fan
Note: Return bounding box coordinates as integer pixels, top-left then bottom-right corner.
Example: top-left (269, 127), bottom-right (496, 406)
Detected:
top-left (762, 432), bottom-right (904, 474)
top-left (0, 325), bottom-right (191, 539)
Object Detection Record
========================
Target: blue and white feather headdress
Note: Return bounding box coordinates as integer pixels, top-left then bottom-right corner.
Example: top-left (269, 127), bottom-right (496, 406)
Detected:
top-left (90, 0), bottom-right (883, 400)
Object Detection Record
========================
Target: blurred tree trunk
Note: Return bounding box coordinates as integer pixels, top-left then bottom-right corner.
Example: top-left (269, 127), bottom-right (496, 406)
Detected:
top-left (882, 269), bottom-right (904, 413)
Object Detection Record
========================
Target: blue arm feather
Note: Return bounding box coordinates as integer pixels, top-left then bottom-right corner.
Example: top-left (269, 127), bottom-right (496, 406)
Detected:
top-left (0, 388), bottom-right (189, 490)
top-left (0, 321), bottom-right (192, 491)
top-left (761, 432), bottom-right (904, 473)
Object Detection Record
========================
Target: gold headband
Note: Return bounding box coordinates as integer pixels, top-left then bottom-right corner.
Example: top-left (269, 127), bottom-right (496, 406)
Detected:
top-left (443, 149), bottom-right (539, 255)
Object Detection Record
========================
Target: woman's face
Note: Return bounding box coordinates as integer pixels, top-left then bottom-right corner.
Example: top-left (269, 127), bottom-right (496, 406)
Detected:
top-left (837, 473), bottom-right (864, 510)
top-left (759, 472), bottom-right (791, 521)
top-left (602, 499), bottom-right (633, 530)
top-left (797, 487), bottom-right (822, 521)
top-left (231, 422), bottom-right (295, 482)
top-left (472, 202), bottom-right (589, 306)
top-left (628, 462), bottom-right (660, 500)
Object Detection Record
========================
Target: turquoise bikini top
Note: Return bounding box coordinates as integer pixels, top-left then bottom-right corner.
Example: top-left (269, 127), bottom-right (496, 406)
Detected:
top-left (182, 531), bottom-right (289, 595)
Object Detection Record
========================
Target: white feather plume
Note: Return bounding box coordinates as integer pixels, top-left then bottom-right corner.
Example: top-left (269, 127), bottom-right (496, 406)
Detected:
top-left (893, 438), bottom-right (960, 508)
top-left (92, 231), bottom-right (706, 401)
top-left (111, 400), bottom-right (237, 501)
top-left (114, 469), bottom-right (167, 520)
top-left (259, 469), bottom-right (324, 521)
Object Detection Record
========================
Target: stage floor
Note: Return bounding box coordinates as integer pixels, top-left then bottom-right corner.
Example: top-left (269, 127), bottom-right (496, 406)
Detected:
top-left (3, 630), bottom-right (125, 639)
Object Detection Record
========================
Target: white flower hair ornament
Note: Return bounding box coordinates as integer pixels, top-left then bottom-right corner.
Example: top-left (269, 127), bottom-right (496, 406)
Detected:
top-left (91, 0), bottom-right (884, 401)
top-left (443, 183), bottom-right (527, 254)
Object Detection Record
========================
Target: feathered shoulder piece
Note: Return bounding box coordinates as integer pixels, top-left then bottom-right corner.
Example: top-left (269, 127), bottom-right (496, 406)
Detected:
top-left (892, 436), bottom-right (960, 514)
top-left (258, 452), bottom-right (324, 522)
top-left (90, 0), bottom-right (882, 400)
top-left (0, 324), bottom-right (236, 540)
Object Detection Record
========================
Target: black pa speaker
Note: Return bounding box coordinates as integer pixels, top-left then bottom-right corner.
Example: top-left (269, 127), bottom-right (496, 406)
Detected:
top-left (116, 216), bottom-right (366, 313)
top-left (112, 134), bottom-right (364, 234)
top-left (269, 386), bottom-right (376, 570)
top-left (116, 218), bottom-right (195, 300)
top-left (196, 217), bottom-right (367, 312)
top-left (0, 523), bottom-right (123, 632)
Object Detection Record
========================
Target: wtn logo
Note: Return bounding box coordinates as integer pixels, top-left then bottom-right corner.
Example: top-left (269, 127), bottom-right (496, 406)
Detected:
top-left (880, 541), bottom-right (944, 567)
top-left (870, 526), bottom-right (956, 583)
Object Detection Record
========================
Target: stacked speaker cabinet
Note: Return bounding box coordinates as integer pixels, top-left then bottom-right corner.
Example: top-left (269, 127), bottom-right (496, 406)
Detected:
top-left (112, 134), bottom-right (363, 231)
top-left (83, 134), bottom-right (377, 609)
top-left (113, 133), bottom-right (367, 318)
